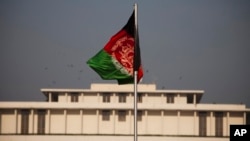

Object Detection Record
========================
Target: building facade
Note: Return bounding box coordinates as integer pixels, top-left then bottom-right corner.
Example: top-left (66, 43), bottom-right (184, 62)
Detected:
top-left (0, 83), bottom-right (249, 141)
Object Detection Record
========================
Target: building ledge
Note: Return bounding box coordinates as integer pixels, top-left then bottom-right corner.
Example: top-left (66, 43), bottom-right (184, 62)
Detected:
top-left (0, 102), bottom-right (249, 111)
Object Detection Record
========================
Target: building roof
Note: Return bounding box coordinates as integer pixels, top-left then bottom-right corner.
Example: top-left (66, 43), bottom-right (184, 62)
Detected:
top-left (41, 83), bottom-right (204, 103)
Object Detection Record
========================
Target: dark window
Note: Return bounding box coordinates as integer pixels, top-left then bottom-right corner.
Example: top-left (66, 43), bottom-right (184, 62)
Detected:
top-left (103, 93), bottom-right (111, 103)
top-left (102, 110), bottom-right (110, 121)
top-left (247, 112), bottom-right (250, 125)
top-left (52, 94), bottom-right (58, 102)
top-left (118, 110), bottom-right (126, 121)
top-left (137, 110), bottom-right (142, 121)
top-left (71, 93), bottom-right (79, 102)
top-left (215, 112), bottom-right (223, 137)
top-left (118, 93), bottom-right (126, 103)
top-left (138, 93), bottom-right (143, 103)
top-left (21, 110), bottom-right (30, 134)
top-left (199, 112), bottom-right (207, 136)
top-left (166, 94), bottom-right (174, 103)
top-left (37, 110), bottom-right (46, 134)
top-left (187, 94), bottom-right (193, 104)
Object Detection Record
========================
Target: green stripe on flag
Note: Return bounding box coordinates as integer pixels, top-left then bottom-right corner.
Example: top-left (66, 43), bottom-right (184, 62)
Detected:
top-left (87, 49), bottom-right (133, 82)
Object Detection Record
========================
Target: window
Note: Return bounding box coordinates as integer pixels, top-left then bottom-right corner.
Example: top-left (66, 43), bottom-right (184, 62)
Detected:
top-left (102, 110), bottom-right (110, 121)
top-left (118, 93), bottom-right (126, 103)
top-left (137, 93), bottom-right (143, 103)
top-left (71, 93), bottom-right (79, 102)
top-left (199, 112), bottom-right (207, 136)
top-left (137, 110), bottom-right (142, 121)
top-left (187, 94), bottom-right (193, 104)
top-left (215, 112), bottom-right (223, 137)
top-left (52, 94), bottom-right (58, 102)
top-left (103, 93), bottom-right (111, 103)
top-left (118, 110), bottom-right (126, 121)
top-left (166, 94), bottom-right (174, 103)
top-left (37, 110), bottom-right (46, 134)
top-left (247, 112), bottom-right (250, 125)
top-left (21, 109), bottom-right (30, 134)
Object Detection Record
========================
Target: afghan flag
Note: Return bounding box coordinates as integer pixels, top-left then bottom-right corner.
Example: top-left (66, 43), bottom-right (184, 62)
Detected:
top-left (87, 10), bottom-right (143, 84)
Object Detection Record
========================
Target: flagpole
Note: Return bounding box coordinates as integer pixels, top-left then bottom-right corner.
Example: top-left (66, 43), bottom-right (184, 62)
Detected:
top-left (133, 71), bottom-right (138, 141)
top-left (134, 3), bottom-right (138, 141)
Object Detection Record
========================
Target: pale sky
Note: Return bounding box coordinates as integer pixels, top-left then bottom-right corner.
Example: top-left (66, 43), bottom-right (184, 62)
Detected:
top-left (0, 0), bottom-right (250, 107)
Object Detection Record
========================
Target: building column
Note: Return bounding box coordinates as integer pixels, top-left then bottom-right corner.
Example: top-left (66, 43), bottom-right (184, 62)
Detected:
top-left (81, 93), bottom-right (84, 102)
top-left (129, 93), bottom-right (132, 103)
top-left (177, 94), bottom-right (180, 104)
top-left (145, 93), bottom-right (148, 103)
top-left (161, 93), bottom-right (164, 104)
top-left (80, 109), bottom-right (83, 133)
top-left (161, 110), bottom-right (164, 135)
top-left (177, 110), bottom-right (180, 135)
top-left (30, 109), bottom-right (34, 134)
top-left (113, 110), bottom-right (116, 134)
top-left (145, 110), bottom-right (148, 134)
top-left (48, 92), bottom-right (52, 102)
top-left (129, 110), bottom-right (132, 134)
top-left (47, 109), bottom-right (51, 134)
top-left (243, 112), bottom-right (246, 124)
top-left (193, 94), bottom-right (197, 105)
top-left (15, 109), bottom-right (18, 134)
top-left (96, 110), bottom-right (99, 134)
top-left (65, 93), bottom-right (68, 102)
top-left (0, 110), bottom-right (1, 134)
top-left (226, 112), bottom-right (229, 136)
top-left (97, 93), bottom-right (100, 103)
top-left (194, 111), bottom-right (197, 135)
top-left (113, 93), bottom-right (116, 103)
top-left (209, 111), bottom-right (213, 136)
top-left (64, 109), bottom-right (67, 134)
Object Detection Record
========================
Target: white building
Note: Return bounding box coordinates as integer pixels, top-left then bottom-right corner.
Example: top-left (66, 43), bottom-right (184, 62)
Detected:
top-left (0, 83), bottom-right (249, 141)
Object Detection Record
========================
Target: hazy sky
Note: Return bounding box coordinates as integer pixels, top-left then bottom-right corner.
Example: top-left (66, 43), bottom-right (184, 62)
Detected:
top-left (0, 0), bottom-right (250, 107)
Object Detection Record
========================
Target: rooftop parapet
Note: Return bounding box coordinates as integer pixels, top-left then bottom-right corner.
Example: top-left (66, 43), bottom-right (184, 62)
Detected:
top-left (90, 83), bottom-right (156, 91)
